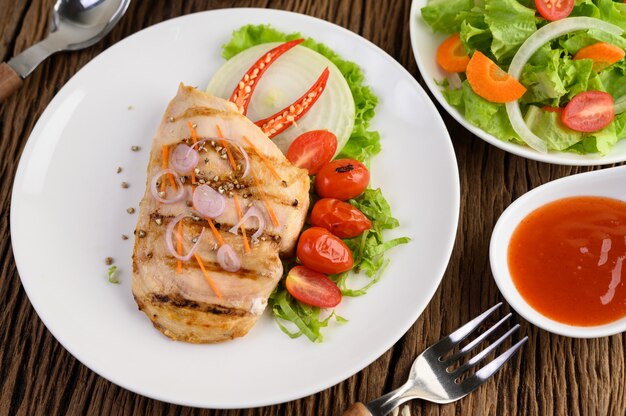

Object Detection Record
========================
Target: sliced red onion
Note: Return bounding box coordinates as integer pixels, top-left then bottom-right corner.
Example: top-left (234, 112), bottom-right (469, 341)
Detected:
top-left (228, 206), bottom-right (266, 240)
top-left (169, 143), bottom-right (199, 173)
top-left (217, 244), bottom-right (241, 272)
top-left (220, 138), bottom-right (250, 178)
top-left (186, 137), bottom-right (250, 178)
top-left (192, 184), bottom-right (226, 218)
top-left (150, 169), bottom-right (186, 204)
top-left (165, 214), bottom-right (205, 261)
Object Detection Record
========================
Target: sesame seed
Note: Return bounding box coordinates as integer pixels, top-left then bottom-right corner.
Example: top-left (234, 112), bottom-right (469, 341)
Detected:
top-left (127, 207), bottom-right (135, 214)
top-left (121, 182), bottom-right (129, 189)
top-left (131, 145), bottom-right (141, 152)
top-left (155, 218), bottom-right (162, 225)
top-left (168, 116), bottom-right (174, 122)
top-left (121, 234), bottom-right (129, 240)
top-left (105, 257), bottom-right (113, 265)
top-left (186, 200), bottom-right (193, 207)
top-left (116, 167), bottom-right (122, 174)
top-left (138, 230), bottom-right (146, 238)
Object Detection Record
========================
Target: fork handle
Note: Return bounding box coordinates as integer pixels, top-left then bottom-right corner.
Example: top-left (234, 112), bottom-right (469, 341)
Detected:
top-left (342, 403), bottom-right (372, 416)
top-left (0, 63), bottom-right (23, 101)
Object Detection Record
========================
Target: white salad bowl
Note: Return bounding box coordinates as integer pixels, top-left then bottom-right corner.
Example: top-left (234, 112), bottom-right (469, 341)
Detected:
top-left (490, 165), bottom-right (626, 338)
top-left (409, 0), bottom-right (626, 166)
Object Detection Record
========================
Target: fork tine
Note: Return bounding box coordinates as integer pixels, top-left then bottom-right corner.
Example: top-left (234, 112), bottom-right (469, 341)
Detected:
top-left (426, 303), bottom-right (503, 357)
top-left (450, 324), bottom-right (520, 377)
top-left (445, 313), bottom-right (513, 364)
top-left (459, 336), bottom-right (528, 394)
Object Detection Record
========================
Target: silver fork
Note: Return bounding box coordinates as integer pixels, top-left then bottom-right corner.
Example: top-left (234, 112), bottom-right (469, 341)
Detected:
top-left (343, 303), bottom-right (527, 416)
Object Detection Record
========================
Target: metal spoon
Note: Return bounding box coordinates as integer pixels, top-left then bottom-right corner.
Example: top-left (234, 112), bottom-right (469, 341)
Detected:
top-left (0, 0), bottom-right (130, 101)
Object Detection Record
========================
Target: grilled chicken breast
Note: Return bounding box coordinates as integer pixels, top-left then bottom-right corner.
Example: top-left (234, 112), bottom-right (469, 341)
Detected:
top-left (132, 84), bottom-right (310, 343)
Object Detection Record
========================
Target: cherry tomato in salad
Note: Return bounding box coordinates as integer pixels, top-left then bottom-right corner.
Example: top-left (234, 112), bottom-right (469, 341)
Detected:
top-left (315, 159), bottom-right (370, 201)
top-left (286, 130), bottom-right (338, 175)
top-left (534, 0), bottom-right (574, 21)
top-left (285, 266), bottom-right (342, 308)
top-left (297, 227), bottom-right (354, 274)
top-left (310, 198), bottom-right (372, 238)
top-left (561, 91), bottom-right (614, 133)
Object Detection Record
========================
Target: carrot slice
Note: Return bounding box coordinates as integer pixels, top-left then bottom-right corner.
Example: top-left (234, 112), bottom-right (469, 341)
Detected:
top-left (193, 252), bottom-right (223, 299)
top-left (242, 135), bottom-right (282, 181)
top-left (176, 221), bottom-right (183, 274)
top-left (574, 42), bottom-right (625, 72)
top-left (234, 194), bottom-right (251, 253)
top-left (436, 33), bottom-right (470, 73)
top-left (466, 51), bottom-right (527, 103)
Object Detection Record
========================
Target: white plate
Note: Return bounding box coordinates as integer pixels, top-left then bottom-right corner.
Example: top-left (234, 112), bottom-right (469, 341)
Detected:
top-left (409, 0), bottom-right (626, 166)
top-left (10, 8), bottom-right (459, 408)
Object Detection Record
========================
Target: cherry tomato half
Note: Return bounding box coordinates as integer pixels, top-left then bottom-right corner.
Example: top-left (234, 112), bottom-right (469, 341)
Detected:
top-left (297, 227), bottom-right (354, 274)
top-left (561, 91), bottom-right (614, 133)
top-left (315, 159), bottom-right (370, 201)
top-left (311, 198), bottom-right (372, 238)
top-left (286, 130), bottom-right (338, 175)
top-left (285, 266), bottom-right (342, 308)
top-left (534, 0), bottom-right (574, 21)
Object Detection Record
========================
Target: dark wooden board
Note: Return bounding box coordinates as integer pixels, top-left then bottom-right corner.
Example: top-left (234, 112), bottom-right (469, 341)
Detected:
top-left (0, 1), bottom-right (624, 415)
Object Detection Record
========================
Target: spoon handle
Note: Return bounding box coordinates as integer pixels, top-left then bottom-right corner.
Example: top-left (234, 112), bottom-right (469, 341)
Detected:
top-left (0, 63), bottom-right (23, 101)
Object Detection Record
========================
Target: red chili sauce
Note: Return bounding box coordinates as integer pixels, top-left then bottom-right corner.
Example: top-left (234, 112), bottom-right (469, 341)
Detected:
top-left (508, 196), bottom-right (626, 326)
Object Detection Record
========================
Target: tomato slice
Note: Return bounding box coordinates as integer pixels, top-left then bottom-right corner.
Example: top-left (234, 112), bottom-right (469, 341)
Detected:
top-left (285, 266), bottom-right (342, 308)
top-left (534, 0), bottom-right (574, 21)
top-left (310, 198), bottom-right (372, 238)
top-left (314, 159), bottom-right (370, 201)
top-left (296, 227), bottom-right (354, 274)
top-left (561, 91), bottom-right (614, 133)
top-left (286, 130), bottom-right (338, 175)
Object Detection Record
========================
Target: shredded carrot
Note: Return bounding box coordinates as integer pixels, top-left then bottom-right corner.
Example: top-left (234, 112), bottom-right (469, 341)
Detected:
top-left (234, 194), bottom-right (251, 253)
top-left (250, 169), bottom-right (280, 227)
top-left (176, 221), bottom-right (183, 274)
top-left (242, 135), bottom-right (282, 181)
top-left (161, 145), bottom-right (177, 190)
top-left (206, 218), bottom-right (225, 246)
top-left (187, 122), bottom-right (198, 187)
top-left (215, 125), bottom-right (238, 171)
top-left (193, 252), bottom-right (223, 299)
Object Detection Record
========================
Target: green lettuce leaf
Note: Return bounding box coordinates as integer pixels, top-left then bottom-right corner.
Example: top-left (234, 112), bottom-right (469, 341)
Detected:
top-left (222, 24), bottom-right (380, 163)
top-left (524, 105), bottom-right (582, 150)
top-left (484, 0), bottom-right (537, 63)
top-left (421, 0), bottom-right (472, 34)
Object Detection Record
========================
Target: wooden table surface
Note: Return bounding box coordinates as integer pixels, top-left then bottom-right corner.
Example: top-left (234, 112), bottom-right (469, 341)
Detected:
top-left (1, 0), bottom-right (625, 415)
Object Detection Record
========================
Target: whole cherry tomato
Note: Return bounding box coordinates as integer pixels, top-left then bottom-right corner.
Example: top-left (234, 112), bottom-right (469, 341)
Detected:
top-left (310, 198), bottom-right (372, 238)
top-left (296, 227), bottom-right (354, 274)
top-left (534, 0), bottom-right (574, 21)
top-left (314, 158), bottom-right (370, 200)
top-left (285, 266), bottom-right (342, 308)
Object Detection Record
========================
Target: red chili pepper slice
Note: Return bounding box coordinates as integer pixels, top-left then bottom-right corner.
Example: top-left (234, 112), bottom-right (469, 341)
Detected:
top-left (255, 67), bottom-right (330, 139)
top-left (229, 39), bottom-right (304, 115)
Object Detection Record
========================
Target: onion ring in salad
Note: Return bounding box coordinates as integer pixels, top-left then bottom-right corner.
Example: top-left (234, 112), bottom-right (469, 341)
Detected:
top-left (505, 17), bottom-right (624, 153)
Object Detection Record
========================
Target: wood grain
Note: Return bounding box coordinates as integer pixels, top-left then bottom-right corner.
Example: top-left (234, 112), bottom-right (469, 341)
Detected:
top-left (0, 0), bottom-right (625, 415)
